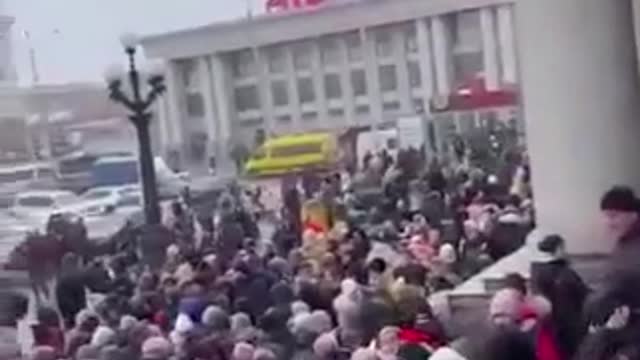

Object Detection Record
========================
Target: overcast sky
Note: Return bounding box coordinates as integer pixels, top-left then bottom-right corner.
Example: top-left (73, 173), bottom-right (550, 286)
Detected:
top-left (7, 0), bottom-right (261, 84)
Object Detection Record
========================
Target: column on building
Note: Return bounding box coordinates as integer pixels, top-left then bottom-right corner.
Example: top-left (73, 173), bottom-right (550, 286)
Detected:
top-left (415, 17), bottom-right (435, 113)
top-left (197, 56), bottom-right (218, 166)
top-left (154, 94), bottom-right (171, 155)
top-left (517, 0), bottom-right (640, 254)
top-left (431, 15), bottom-right (452, 95)
top-left (254, 47), bottom-right (276, 134)
top-left (210, 54), bottom-right (235, 173)
top-left (393, 27), bottom-right (412, 114)
top-left (360, 28), bottom-right (384, 126)
top-left (163, 60), bottom-right (186, 162)
top-left (497, 5), bottom-right (517, 85)
top-left (338, 36), bottom-right (356, 126)
top-left (310, 41), bottom-right (329, 127)
top-left (480, 7), bottom-right (500, 91)
top-left (284, 46), bottom-right (302, 131)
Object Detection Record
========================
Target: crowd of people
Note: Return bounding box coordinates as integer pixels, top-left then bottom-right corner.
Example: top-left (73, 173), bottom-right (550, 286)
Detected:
top-left (0, 148), bottom-right (639, 360)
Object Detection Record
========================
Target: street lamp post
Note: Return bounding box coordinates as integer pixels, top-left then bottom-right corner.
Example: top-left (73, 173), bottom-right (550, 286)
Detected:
top-left (104, 33), bottom-right (165, 225)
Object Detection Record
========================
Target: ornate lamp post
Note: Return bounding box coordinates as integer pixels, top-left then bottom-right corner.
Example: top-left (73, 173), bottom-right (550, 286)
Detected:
top-left (104, 33), bottom-right (165, 225)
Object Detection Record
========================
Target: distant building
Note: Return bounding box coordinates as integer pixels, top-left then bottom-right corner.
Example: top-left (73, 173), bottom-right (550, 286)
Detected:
top-left (0, 83), bottom-right (129, 164)
top-left (141, 0), bottom-right (519, 171)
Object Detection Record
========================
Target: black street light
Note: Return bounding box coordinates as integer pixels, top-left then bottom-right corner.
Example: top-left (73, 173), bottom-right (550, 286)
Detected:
top-left (104, 33), bottom-right (165, 225)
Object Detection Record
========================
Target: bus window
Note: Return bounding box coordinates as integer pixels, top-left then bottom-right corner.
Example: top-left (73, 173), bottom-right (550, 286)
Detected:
top-left (0, 169), bottom-right (34, 184)
top-left (36, 167), bottom-right (55, 180)
top-left (270, 143), bottom-right (323, 157)
top-left (58, 155), bottom-right (98, 176)
top-left (252, 147), bottom-right (267, 160)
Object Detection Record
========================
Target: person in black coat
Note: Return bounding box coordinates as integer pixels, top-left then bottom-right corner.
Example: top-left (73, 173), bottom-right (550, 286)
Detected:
top-left (55, 253), bottom-right (87, 329)
top-left (531, 234), bottom-right (589, 358)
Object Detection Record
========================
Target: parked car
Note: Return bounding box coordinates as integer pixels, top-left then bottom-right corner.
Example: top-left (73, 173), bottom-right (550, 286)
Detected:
top-left (79, 185), bottom-right (140, 215)
top-left (8, 190), bottom-right (81, 224)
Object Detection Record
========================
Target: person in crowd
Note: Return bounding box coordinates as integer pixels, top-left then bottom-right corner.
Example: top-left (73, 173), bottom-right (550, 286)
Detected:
top-left (600, 186), bottom-right (640, 284)
top-left (0, 291), bottom-right (28, 359)
top-left (31, 307), bottom-right (65, 357)
top-left (56, 253), bottom-right (87, 329)
top-left (531, 234), bottom-right (589, 359)
top-left (65, 310), bottom-right (100, 358)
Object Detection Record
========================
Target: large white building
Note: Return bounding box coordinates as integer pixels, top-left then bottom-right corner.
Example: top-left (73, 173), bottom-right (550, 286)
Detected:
top-left (141, 0), bottom-right (519, 171)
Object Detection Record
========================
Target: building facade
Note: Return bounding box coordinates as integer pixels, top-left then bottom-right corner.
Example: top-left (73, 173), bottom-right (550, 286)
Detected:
top-left (141, 0), bottom-right (519, 171)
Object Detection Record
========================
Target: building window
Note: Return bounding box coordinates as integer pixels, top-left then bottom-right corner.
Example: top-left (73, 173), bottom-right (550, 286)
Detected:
top-left (232, 50), bottom-right (256, 79)
top-left (345, 32), bottom-right (363, 62)
top-left (413, 98), bottom-right (425, 114)
top-left (350, 69), bottom-right (367, 96)
top-left (266, 46), bottom-right (286, 74)
top-left (301, 112), bottom-right (318, 122)
top-left (293, 42), bottom-right (313, 71)
top-left (454, 52), bottom-right (484, 86)
top-left (375, 28), bottom-right (393, 58)
top-left (235, 85), bottom-right (259, 112)
top-left (185, 93), bottom-right (205, 117)
top-left (320, 37), bottom-right (340, 66)
top-left (383, 101), bottom-right (401, 112)
top-left (276, 114), bottom-right (292, 124)
top-left (324, 74), bottom-right (342, 100)
top-left (329, 108), bottom-right (345, 118)
top-left (297, 77), bottom-right (315, 103)
top-left (270, 80), bottom-right (289, 107)
top-left (408, 61), bottom-right (421, 88)
top-left (405, 24), bottom-right (418, 54)
top-left (379, 64), bottom-right (397, 92)
top-left (240, 118), bottom-right (264, 128)
top-left (179, 59), bottom-right (198, 90)
top-left (355, 104), bottom-right (370, 115)
top-left (452, 10), bottom-right (482, 53)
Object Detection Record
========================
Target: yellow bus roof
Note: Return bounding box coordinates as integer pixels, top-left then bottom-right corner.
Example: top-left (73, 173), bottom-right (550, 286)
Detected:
top-left (264, 132), bottom-right (334, 147)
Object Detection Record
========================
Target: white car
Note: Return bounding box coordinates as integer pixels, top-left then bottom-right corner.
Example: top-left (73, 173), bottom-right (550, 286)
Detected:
top-left (9, 190), bottom-right (81, 223)
top-left (78, 185), bottom-right (140, 216)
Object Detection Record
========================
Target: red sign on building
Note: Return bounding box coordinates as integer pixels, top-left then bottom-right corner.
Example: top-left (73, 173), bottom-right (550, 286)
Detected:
top-left (266, 0), bottom-right (326, 13)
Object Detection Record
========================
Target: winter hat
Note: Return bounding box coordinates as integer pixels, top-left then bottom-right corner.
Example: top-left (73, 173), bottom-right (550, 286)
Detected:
top-left (429, 347), bottom-right (468, 360)
top-left (232, 342), bottom-right (255, 360)
top-left (141, 336), bottom-right (174, 360)
top-left (289, 313), bottom-right (311, 333)
top-left (75, 309), bottom-right (99, 327)
top-left (166, 244), bottom-right (180, 258)
top-left (202, 305), bottom-right (230, 331)
top-left (438, 244), bottom-right (457, 265)
top-left (119, 315), bottom-right (138, 332)
top-left (601, 186), bottom-right (639, 212)
top-left (253, 347), bottom-right (277, 360)
top-left (291, 300), bottom-right (310, 316)
top-left (313, 332), bottom-right (338, 357)
top-left (90, 326), bottom-right (116, 348)
top-left (75, 345), bottom-right (99, 360)
top-left (174, 313), bottom-right (195, 334)
top-left (537, 234), bottom-right (565, 255)
top-left (309, 310), bottom-right (333, 334)
top-left (268, 257), bottom-right (291, 277)
top-left (231, 312), bottom-right (252, 331)
top-left (99, 345), bottom-right (123, 360)
top-left (270, 282), bottom-right (294, 305)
